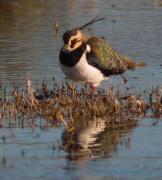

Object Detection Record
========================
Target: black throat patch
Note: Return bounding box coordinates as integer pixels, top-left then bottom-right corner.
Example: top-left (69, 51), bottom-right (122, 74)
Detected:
top-left (59, 44), bottom-right (86, 67)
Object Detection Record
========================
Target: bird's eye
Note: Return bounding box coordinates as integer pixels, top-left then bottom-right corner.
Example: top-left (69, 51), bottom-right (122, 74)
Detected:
top-left (70, 39), bottom-right (77, 48)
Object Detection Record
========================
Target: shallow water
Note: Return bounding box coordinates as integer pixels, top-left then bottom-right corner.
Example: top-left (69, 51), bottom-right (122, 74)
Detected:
top-left (0, 0), bottom-right (162, 179)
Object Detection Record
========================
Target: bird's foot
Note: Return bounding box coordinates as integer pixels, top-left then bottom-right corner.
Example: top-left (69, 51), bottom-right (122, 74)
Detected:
top-left (81, 83), bottom-right (97, 97)
top-left (89, 83), bottom-right (95, 96)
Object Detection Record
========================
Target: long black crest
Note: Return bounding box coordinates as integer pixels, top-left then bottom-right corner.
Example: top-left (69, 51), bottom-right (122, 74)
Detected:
top-left (79, 16), bottom-right (105, 30)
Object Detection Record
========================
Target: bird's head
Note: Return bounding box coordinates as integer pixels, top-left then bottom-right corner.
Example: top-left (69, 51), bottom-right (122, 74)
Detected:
top-left (62, 29), bottom-right (83, 52)
top-left (61, 16), bottom-right (105, 53)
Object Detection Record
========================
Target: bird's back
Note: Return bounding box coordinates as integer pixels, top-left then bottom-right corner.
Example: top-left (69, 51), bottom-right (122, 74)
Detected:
top-left (86, 37), bottom-right (137, 76)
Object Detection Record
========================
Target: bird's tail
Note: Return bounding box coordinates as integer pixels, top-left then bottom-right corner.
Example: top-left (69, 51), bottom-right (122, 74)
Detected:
top-left (135, 61), bottom-right (145, 67)
top-left (126, 58), bottom-right (145, 69)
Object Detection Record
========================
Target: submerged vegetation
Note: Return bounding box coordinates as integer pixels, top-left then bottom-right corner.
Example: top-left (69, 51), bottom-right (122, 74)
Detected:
top-left (0, 77), bottom-right (162, 132)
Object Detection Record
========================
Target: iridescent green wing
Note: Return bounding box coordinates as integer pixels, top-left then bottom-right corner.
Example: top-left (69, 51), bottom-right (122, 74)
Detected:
top-left (86, 37), bottom-right (135, 76)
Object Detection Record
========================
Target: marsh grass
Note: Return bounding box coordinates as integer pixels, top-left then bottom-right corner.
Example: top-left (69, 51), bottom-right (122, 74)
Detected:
top-left (0, 77), bottom-right (162, 131)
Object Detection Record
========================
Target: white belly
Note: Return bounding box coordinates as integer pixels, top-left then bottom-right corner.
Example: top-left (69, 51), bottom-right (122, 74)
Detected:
top-left (60, 52), bottom-right (105, 86)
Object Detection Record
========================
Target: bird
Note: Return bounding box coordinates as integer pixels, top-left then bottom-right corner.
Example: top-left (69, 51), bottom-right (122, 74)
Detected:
top-left (59, 16), bottom-right (145, 89)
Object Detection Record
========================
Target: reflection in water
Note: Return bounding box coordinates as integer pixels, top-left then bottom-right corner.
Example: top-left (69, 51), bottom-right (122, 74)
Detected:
top-left (62, 117), bottom-right (137, 163)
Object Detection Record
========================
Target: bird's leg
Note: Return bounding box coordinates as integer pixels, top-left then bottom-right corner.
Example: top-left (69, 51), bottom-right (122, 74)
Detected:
top-left (82, 83), bottom-right (97, 96)
top-left (89, 83), bottom-right (95, 96)
top-left (81, 82), bottom-right (88, 95)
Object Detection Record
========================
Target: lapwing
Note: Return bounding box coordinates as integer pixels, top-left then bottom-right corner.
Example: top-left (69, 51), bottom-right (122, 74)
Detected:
top-left (59, 17), bottom-right (145, 89)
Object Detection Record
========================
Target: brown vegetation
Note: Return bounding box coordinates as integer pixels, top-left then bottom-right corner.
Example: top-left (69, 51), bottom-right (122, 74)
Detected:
top-left (0, 78), bottom-right (162, 132)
